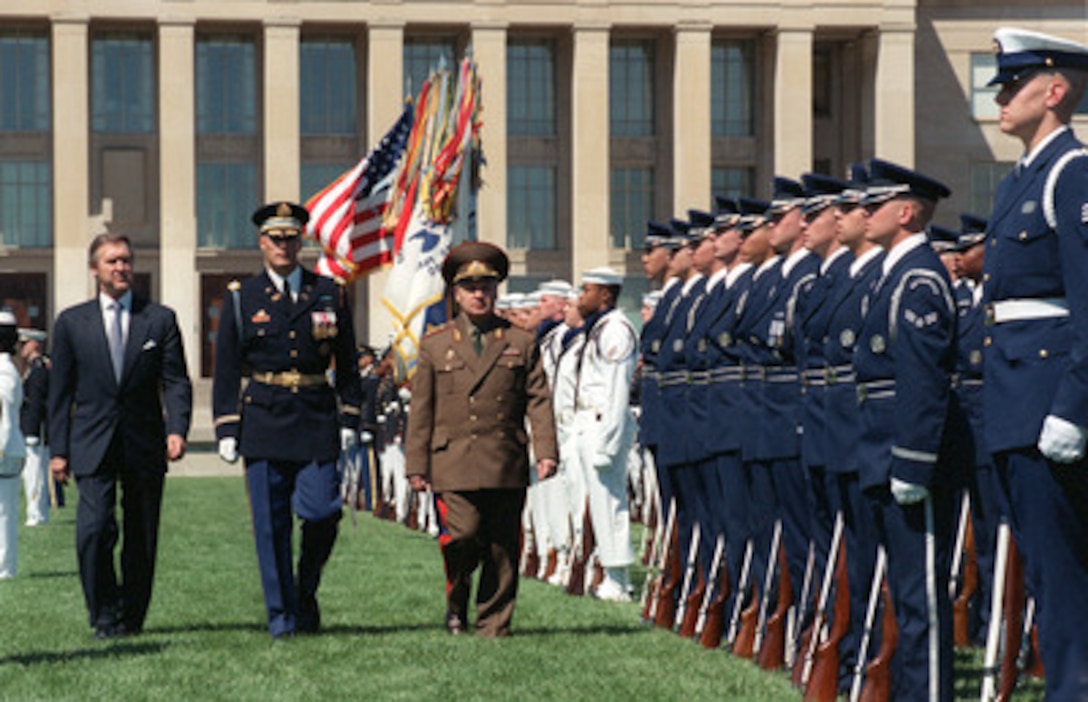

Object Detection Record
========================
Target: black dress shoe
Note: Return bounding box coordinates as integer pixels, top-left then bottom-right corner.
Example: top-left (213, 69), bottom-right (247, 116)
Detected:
top-left (298, 596), bottom-right (321, 634)
top-left (445, 611), bottom-right (466, 635)
top-left (93, 622), bottom-right (127, 640)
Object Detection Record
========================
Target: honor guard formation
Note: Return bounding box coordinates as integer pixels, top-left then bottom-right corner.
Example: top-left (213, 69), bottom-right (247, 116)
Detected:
top-left (1, 23), bottom-right (1084, 702)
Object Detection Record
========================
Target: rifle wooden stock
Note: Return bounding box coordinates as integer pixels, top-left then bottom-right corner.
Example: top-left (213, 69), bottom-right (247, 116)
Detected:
top-left (953, 510), bottom-right (978, 647)
top-left (544, 548), bottom-right (558, 580)
top-left (805, 543), bottom-right (851, 702)
top-left (850, 547), bottom-right (886, 702)
top-left (674, 524), bottom-right (702, 634)
top-left (643, 500), bottom-right (677, 623)
top-left (1025, 622), bottom-right (1044, 679)
top-left (981, 522), bottom-right (1010, 702)
top-left (859, 585), bottom-right (897, 702)
top-left (733, 586), bottom-right (759, 659)
top-left (679, 570), bottom-right (706, 638)
top-left (640, 492), bottom-right (659, 566)
top-left (566, 499), bottom-right (595, 596)
top-left (996, 535), bottom-right (1025, 702)
top-left (654, 526), bottom-right (683, 629)
top-left (695, 535), bottom-right (726, 641)
top-left (699, 556), bottom-right (732, 649)
top-left (798, 513), bottom-right (845, 689)
top-left (727, 540), bottom-right (755, 647)
top-left (758, 546), bottom-right (793, 671)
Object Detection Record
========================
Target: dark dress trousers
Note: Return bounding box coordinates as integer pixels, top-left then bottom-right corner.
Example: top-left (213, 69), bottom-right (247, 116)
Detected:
top-left (49, 296), bottom-right (192, 632)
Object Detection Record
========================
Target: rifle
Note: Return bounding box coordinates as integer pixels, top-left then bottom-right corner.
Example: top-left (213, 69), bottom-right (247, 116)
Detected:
top-left (696, 533), bottom-right (731, 648)
top-left (1019, 598), bottom-right (1044, 680)
top-left (949, 491), bottom-right (970, 600)
top-left (850, 546), bottom-right (887, 702)
top-left (566, 498), bottom-right (595, 596)
top-left (981, 521), bottom-right (1010, 702)
top-left (753, 520), bottom-right (783, 658)
top-left (654, 520), bottom-right (683, 629)
top-left (798, 512), bottom-right (845, 690)
top-left (859, 583), bottom-right (897, 702)
top-left (641, 498), bottom-right (676, 622)
top-left (787, 541), bottom-right (817, 670)
top-left (727, 539), bottom-right (755, 649)
top-left (674, 523), bottom-right (702, 635)
top-left (694, 534), bottom-right (727, 642)
top-left (996, 531), bottom-right (1025, 702)
top-left (640, 486), bottom-right (659, 566)
top-left (805, 537), bottom-right (851, 702)
top-left (758, 543), bottom-right (793, 671)
top-left (339, 443), bottom-right (362, 527)
top-left (952, 506), bottom-right (978, 648)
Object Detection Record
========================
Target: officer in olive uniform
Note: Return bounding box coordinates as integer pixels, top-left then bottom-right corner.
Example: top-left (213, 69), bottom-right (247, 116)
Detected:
top-left (405, 241), bottom-right (558, 637)
top-left (981, 28), bottom-right (1088, 699)
top-left (213, 201), bottom-right (362, 639)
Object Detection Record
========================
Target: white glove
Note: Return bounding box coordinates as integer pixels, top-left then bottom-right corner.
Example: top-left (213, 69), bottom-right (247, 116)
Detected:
top-left (340, 428), bottom-right (358, 452)
top-left (360, 431), bottom-right (374, 444)
top-left (591, 452), bottom-right (613, 470)
top-left (25, 436), bottom-right (40, 447)
top-left (218, 437), bottom-right (239, 464)
top-left (890, 477), bottom-right (929, 505)
top-left (398, 387), bottom-right (412, 403)
top-left (1038, 414), bottom-right (1088, 463)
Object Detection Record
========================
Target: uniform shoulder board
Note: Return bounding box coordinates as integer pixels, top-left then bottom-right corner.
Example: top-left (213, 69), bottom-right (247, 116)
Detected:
top-left (422, 321), bottom-right (454, 339)
top-left (227, 279), bottom-right (241, 292)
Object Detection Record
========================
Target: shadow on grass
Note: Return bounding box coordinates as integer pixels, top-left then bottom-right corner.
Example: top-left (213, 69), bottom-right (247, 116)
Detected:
top-left (0, 641), bottom-right (169, 667)
top-left (25, 570), bottom-right (80, 579)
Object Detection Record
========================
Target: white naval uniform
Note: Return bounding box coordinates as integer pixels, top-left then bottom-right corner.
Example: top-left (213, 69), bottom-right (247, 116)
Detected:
top-left (536, 321), bottom-right (574, 557)
top-left (555, 328), bottom-right (587, 560)
top-left (0, 352), bottom-right (26, 578)
top-left (571, 308), bottom-right (638, 569)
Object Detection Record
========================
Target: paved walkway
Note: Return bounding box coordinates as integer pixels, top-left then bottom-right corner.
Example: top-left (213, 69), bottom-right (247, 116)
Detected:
top-left (168, 449), bottom-right (238, 478)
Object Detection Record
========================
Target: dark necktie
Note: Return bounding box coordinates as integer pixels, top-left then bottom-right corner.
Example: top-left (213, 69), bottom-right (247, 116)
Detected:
top-left (472, 327), bottom-right (484, 356)
top-left (109, 301), bottom-right (124, 381)
top-left (283, 278), bottom-right (292, 304)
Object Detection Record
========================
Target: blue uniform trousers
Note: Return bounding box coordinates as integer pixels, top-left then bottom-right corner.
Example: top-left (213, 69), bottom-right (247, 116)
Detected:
top-left (833, 471), bottom-right (879, 693)
top-left (772, 457), bottom-right (810, 614)
top-left (246, 458), bottom-right (341, 638)
top-left (745, 459), bottom-right (777, 607)
top-left (867, 487), bottom-right (955, 702)
top-left (716, 450), bottom-right (749, 625)
top-left (993, 448), bottom-right (1088, 701)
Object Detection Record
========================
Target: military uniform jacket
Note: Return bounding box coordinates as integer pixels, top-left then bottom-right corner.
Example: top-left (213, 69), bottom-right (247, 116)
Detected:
top-left (688, 265), bottom-right (754, 457)
top-left (823, 249), bottom-right (884, 474)
top-left (572, 307), bottom-right (638, 463)
top-left (854, 239), bottom-right (957, 491)
top-left (953, 282), bottom-right (988, 467)
top-left (553, 327), bottom-right (585, 446)
top-left (405, 313), bottom-right (557, 491)
top-left (734, 257), bottom-right (784, 461)
top-left (982, 128), bottom-right (1088, 453)
top-left (638, 277), bottom-right (681, 449)
top-left (747, 250), bottom-right (819, 461)
top-left (19, 355), bottom-right (48, 443)
top-left (212, 268), bottom-right (361, 463)
top-left (655, 275), bottom-right (706, 468)
top-left (796, 249), bottom-right (854, 470)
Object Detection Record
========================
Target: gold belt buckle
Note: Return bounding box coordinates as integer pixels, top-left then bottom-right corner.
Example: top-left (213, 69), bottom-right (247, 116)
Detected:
top-left (281, 370), bottom-right (301, 387)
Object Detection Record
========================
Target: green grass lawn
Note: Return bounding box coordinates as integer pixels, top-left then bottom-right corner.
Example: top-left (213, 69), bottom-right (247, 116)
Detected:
top-left (0, 475), bottom-right (1044, 701)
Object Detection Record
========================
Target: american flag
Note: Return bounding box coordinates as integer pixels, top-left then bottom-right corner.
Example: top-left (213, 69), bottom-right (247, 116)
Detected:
top-left (306, 104), bottom-right (414, 281)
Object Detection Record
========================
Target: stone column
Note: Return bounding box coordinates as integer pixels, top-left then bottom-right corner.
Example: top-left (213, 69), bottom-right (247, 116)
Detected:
top-left (263, 18), bottom-right (301, 201)
top-left (158, 18), bottom-right (200, 377)
top-left (470, 22), bottom-right (507, 248)
top-left (51, 14), bottom-right (90, 310)
top-left (773, 25), bottom-right (814, 178)
top-left (874, 25), bottom-right (915, 166)
top-left (672, 22), bottom-right (712, 212)
top-left (570, 23), bottom-right (611, 278)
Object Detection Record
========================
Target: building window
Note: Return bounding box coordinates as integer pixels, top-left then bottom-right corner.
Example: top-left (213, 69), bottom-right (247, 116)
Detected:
top-left (610, 39), bottom-right (655, 137)
top-left (300, 37), bottom-right (357, 136)
top-left (507, 166), bottom-right (556, 250)
top-left (197, 33), bottom-right (259, 249)
top-left (196, 163), bottom-right (257, 249)
top-left (611, 166), bottom-right (654, 249)
top-left (0, 30), bottom-right (49, 132)
top-left (404, 36), bottom-right (457, 99)
top-left (92, 33), bottom-right (154, 133)
top-left (0, 273), bottom-right (47, 330)
top-left (507, 38), bottom-right (556, 138)
top-left (712, 167), bottom-right (753, 201)
top-left (969, 53), bottom-right (1000, 120)
top-left (971, 161), bottom-right (1014, 216)
top-left (0, 160), bottom-right (50, 248)
top-left (711, 39), bottom-right (755, 137)
top-left (197, 35), bottom-right (257, 135)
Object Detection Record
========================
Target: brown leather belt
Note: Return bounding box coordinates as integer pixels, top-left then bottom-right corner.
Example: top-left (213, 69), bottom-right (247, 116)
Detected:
top-left (250, 370), bottom-right (328, 388)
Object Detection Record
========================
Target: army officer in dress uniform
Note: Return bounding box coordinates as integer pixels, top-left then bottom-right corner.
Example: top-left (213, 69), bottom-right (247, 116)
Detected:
top-left (406, 242), bottom-right (558, 637)
top-left (212, 202), bottom-right (362, 639)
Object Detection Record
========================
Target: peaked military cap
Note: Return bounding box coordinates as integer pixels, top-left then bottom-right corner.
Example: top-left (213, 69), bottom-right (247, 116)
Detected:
top-left (714, 197), bottom-right (741, 228)
top-left (862, 159), bottom-right (951, 206)
top-left (958, 213), bottom-right (989, 250)
top-left (736, 197), bottom-right (772, 233)
top-left (668, 217), bottom-right (696, 247)
top-left (687, 209), bottom-right (716, 237)
top-left (252, 201), bottom-right (309, 235)
top-left (989, 27), bottom-right (1088, 86)
top-left (767, 176), bottom-right (806, 215)
top-left (801, 173), bottom-right (850, 216)
top-left (442, 241), bottom-right (510, 285)
top-left (645, 220), bottom-right (676, 249)
top-left (927, 224), bottom-right (961, 254)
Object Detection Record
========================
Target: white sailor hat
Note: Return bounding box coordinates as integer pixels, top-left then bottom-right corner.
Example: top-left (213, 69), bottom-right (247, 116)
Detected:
top-left (519, 291), bottom-right (542, 309)
top-left (496, 292), bottom-right (523, 311)
top-left (989, 27), bottom-right (1088, 86)
top-left (0, 311), bottom-right (15, 327)
top-left (18, 328), bottom-right (46, 343)
top-left (642, 290), bottom-right (664, 309)
top-left (538, 279), bottom-right (574, 298)
top-left (582, 266), bottom-right (624, 287)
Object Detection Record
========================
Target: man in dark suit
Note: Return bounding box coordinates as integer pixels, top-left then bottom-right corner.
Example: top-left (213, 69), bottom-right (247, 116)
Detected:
top-left (406, 241), bottom-right (558, 637)
top-left (213, 202), bottom-right (362, 639)
top-left (49, 232), bottom-right (192, 640)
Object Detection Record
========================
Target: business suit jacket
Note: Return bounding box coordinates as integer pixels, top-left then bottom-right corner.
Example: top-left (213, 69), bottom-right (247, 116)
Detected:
top-left (406, 312), bottom-right (557, 492)
top-left (49, 296), bottom-right (192, 476)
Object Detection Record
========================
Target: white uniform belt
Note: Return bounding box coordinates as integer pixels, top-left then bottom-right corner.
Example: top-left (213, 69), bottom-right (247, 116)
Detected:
top-left (989, 297), bottom-right (1069, 325)
top-left (766, 369), bottom-right (799, 383)
top-left (658, 370), bottom-right (689, 387)
top-left (857, 378), bottom-right (896, 403)
top-left (708, 366), bottom-right (744, 383)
